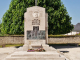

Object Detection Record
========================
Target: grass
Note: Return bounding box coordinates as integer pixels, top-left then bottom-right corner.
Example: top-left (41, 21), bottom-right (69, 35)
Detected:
top-left (0, 44), bottom-right (24, 48)
top-left (48, 35), bottom-right (78, 38)
top-left (0, 44), bottom-right (80, 48)
top-left (76, 33), bottom-right (80, 35)
top-left (0, 45), bottom-right (2, 48)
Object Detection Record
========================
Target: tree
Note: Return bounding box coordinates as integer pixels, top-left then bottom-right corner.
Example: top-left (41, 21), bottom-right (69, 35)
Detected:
top-left (1, 0), bottom-right (73, 35)
top-left (0, 23), bottom-right (2, 32)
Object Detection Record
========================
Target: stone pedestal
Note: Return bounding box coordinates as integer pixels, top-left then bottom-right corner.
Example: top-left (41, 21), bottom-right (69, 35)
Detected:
top-left (5, 43), bottom-right (66, 60)
top-left (4, 6), bottom-right (66, 60)
top-left (5, 52), bottom-right (65, 60)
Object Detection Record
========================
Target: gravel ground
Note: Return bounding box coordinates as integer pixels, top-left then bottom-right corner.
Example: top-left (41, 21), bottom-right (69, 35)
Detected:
top-left (0, 46), bottom-right (80, 60)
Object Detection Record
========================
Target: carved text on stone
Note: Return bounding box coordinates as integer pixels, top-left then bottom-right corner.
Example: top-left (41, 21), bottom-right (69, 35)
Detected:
top-left (32, 19), bottom-right (40, 25)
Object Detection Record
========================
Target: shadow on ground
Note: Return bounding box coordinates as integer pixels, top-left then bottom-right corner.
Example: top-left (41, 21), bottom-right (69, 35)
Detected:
top-left (49, 44), bottom-right (80, 49)
top-left (15, 46), bottom-right (23, 48)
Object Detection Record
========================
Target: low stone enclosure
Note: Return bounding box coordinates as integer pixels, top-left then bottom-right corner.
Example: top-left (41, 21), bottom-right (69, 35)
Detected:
top-left (0, 35), bottom-right (80, 45)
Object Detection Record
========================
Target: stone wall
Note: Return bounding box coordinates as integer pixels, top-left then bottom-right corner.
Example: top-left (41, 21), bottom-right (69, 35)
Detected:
top-left (0, 36), bottom-right (24, 45)
top-left (0, 36), bottom-right (80, 45)
top-left (48, 36), bottom-right (80, 44)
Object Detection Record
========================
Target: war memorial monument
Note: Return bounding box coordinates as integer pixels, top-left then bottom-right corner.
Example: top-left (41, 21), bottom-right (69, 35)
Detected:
top-left (4, 1), bottom-right (66, 60)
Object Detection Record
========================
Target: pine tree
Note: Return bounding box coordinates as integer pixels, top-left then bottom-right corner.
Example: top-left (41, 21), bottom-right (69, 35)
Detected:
top-left (1, 0), bottom-right (73, 35)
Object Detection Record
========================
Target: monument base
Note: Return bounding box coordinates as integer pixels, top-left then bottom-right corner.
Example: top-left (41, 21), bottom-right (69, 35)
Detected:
top-left (5, 51), bottom-right (65, 60)
top-left (4, 43), bottom-right (66, 60)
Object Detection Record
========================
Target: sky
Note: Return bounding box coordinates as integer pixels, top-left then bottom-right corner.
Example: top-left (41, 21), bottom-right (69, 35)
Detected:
top-left (0, 0), bottom-right (80, 25)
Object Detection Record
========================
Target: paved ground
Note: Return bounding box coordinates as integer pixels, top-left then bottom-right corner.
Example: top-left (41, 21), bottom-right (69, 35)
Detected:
top-left (0, 47), bottom-right (16, 60)
top-left (52, 45), bottom-right (80, 60)
top-left (0, 45), bottom-right (80, 60)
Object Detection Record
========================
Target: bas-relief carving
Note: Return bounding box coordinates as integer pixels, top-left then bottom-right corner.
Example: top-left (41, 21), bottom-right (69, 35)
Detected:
top-left (27, 31), bottom-right (45, 40)
top-left (28, 10), bottom-right (43, 20)
top-left (32, 11), bottom-right (39, 18)
top-left (27, 26), bottom-right (45, 40)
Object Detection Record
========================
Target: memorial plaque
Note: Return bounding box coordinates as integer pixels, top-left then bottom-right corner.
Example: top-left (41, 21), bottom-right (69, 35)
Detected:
top-left (27, 26), bottom-right (45, 40)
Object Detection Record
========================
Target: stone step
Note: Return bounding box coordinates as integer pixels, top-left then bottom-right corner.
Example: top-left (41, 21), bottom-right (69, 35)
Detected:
top-left (11, 52), bottom-right (60, 57)
top-left (16, 47), bottom-right (23, 51)
top-left (11, 54), bottom-right (60, 58)
top-left (47, 47), bottom-right (56, 51)
top-left (44, 44), bottom-right (49, 47)
top-left (43, 45), bottom-right (56, 51)
top-left (6, 56), bottom-right (65, 60)
top-left (5, 51), bottom-right (66, 60)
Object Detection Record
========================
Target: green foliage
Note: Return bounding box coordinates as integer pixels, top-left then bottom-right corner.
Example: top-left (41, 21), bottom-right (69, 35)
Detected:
top-left (0, 44), bottom-right (24, 48)
top-left (0, 23), bottom-right (2, 32)
top-left (76, 33), bottom-right (80, 35)
top-left (0, 34), bottom-right (24, 36)
top-left (1, 0), bottom-right (73, 35)
top-left (48, 35), bottom-right (78, 38)
top-left (5, 44), bottom-right (23, 47)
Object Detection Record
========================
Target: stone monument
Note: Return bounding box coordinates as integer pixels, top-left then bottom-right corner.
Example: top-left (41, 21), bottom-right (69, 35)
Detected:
top-left (4, 3), bottom-right (67, 60)
top-left (23, 6), bottom-right (48, 51)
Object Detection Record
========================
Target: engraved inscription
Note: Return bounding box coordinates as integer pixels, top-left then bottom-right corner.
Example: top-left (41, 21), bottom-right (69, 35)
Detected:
top-left (32, 19), bottom-right (40, 25)
top-left (27, 26), bottom-right (45, 40)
